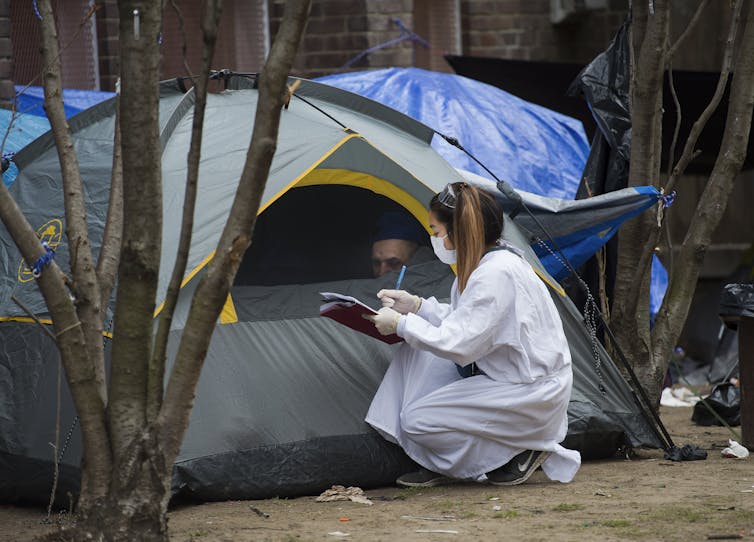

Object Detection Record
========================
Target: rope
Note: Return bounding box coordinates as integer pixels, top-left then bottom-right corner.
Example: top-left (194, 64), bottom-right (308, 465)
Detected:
top-left (55, 320), bottom-right (81, 338)
top-left (657, 189), bottom-right (676, 227)
top-left (339, 18), bottom-right (429, 71)
top-left (32, 241), bottom-right (55, 278)
top-left (32, 0), bottom-right (42, 20)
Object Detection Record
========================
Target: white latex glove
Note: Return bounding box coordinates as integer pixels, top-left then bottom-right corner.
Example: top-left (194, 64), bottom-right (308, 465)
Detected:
top-left (364, 306), bottom-right (402, 335)
top-left (377, 289), bottom-right (422, 314)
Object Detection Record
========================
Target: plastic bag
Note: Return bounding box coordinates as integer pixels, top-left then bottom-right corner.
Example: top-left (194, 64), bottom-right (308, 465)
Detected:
top-left (719, 283), bottom-right (754, 329)
top-left (691, 382), bottom-right (741, 426)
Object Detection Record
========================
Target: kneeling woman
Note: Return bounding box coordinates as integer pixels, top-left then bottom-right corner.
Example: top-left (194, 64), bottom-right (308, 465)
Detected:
top-left (365, 182), bottom-right (580, 486)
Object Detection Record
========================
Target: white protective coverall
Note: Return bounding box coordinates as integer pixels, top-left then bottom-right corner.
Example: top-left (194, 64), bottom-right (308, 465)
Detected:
top-left (365, 246), bottom-right (581, 482)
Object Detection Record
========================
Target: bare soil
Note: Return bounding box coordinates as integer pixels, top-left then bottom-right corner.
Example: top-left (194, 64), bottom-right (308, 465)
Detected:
top-left (2, 406), bottom-right (753, 542)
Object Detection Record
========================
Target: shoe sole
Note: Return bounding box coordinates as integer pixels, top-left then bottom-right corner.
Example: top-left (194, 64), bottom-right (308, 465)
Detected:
top-left (487, 451), bottom-right (551, 486)
top-left (396, 476), bottom-right (458, 488)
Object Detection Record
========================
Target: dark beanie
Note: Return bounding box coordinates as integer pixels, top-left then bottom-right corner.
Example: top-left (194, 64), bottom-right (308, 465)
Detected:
top-left (373, 211), bottom-right (426, 244)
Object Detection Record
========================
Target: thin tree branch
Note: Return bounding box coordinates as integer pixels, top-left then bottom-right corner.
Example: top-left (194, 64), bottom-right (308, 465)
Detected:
top-left (11, 295), bottom-right (57, 341)
top-left (157, 0), bottom-right (312, 463)
top-left (147, 0), bottom-right (224, 424)
top-left (665, 0), bottom-right (744, 195)
top-left (167, 0), bottom-right (193, 77)
top-left (668, 0), bottom-right (710, 59)
top-left (96, 96), bottom-right (123, 308)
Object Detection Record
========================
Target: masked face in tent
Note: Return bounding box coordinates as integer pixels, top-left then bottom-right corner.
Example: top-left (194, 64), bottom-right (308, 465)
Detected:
top-left (429, 212), bottom-right (456, 265)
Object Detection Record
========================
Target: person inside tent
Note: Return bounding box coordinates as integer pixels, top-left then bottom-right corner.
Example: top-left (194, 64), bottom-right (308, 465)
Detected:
top-left (371, 211), bottom-right (435, 278)
top-left (364, 182), bottom-right (581, 487)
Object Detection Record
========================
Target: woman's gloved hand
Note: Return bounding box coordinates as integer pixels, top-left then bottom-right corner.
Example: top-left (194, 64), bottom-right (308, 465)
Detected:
top-left (364, 306), bottom-right (402, 335)
top-left (377, 289), bottom-right (422, 314)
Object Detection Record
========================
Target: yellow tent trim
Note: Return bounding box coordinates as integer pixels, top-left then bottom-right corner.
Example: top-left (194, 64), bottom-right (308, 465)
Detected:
top-left (532, 267), bottom-right (565, 297)
top-left (0, 316), bottom-right (113, 338)
top-left (297, 168), bottom-right (430, 231)
top-left (0, 316), bottom-right (53, 325)
top-left (153, 132), bottom-right (362, 319)
top-left (220, 294), bottom-right (238, 324)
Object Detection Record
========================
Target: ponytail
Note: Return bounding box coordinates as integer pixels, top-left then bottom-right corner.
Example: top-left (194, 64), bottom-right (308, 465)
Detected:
top-left (430, 183), bottom-right (504, 292)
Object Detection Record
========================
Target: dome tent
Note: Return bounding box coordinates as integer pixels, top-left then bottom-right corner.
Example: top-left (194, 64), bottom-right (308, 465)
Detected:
top-left (0, 74), bottom-right (662, 504)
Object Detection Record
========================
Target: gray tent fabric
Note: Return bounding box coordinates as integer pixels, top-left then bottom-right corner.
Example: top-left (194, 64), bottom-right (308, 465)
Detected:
top-left (0, 74), bottom-right (662, 505)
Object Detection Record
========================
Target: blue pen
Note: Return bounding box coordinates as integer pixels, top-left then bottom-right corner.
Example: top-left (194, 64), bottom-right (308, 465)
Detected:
top-left (395, 265), bottom-right (407, 289)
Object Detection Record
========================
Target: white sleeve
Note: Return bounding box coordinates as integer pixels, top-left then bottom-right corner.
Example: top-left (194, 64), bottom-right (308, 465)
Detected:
top-left (401, 262), bottom-right (516, 367)
top-left (415, 295), bottom-right (452, 326)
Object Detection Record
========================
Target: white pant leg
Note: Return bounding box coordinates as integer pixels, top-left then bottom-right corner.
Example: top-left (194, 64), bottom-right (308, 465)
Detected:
top-left (366, 343), bottom-right (459, 445)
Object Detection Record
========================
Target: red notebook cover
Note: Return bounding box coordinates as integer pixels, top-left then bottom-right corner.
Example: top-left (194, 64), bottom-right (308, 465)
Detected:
top-left (319, 292), bottom-right (403, 345)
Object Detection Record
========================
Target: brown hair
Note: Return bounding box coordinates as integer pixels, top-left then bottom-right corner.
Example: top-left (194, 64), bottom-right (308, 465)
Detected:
top-left (430, 183), bottom-right (504, 292)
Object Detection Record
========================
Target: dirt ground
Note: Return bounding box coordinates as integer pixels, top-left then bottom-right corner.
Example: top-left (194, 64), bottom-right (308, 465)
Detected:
top-left (2, 406), bottom-right (753, 542)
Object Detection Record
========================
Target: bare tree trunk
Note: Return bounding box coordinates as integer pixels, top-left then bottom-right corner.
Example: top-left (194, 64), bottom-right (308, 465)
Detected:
top-left (612, 0), bottom-right (671, 405)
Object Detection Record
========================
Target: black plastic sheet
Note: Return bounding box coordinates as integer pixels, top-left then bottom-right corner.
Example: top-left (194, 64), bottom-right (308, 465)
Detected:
top-left (719, 283), bottom-right (754, 328)
top-left (691, 382), bottom-right (741, 427)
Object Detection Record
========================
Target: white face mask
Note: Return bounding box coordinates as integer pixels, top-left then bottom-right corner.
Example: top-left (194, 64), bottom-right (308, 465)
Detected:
top-left (431, 234), bottom-right (456, 265)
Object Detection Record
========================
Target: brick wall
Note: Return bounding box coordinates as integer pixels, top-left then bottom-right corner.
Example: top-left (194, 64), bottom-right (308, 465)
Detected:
top-left (270, 0), bottom-right (421, 78)
top-left (95, 0), bottom-right (119, 92)
top-left (461, 0), bottom-right (627, 64)
top-left (270, 0), bottom-right (629, 77)
top-left (0, 0), bottom-right (11, 108)
top-left (270, 0), bottom-right (370, 78)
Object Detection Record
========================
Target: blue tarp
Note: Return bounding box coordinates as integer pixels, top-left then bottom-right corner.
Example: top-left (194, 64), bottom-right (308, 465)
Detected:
top-left (318, 67), bottom-right (589, 199)
top-left (0, 110), bottom-right (49, 186)
top-left (13, 85), bottom-right (115, 118)
top-left (2, 86), bottom-right (114, 186)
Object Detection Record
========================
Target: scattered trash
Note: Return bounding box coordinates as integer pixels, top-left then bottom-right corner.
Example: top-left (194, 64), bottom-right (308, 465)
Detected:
top-left (721, 440), bottom-right (750, 459)
top-left (661, 386), bottom-right (700, 407)
top-left (492, 505), bottom-right (502, 511)
top-left (415, 529), bottom-right (459, 534)
top-left (401, 515), bottom-right (456, 522)
top-left (327, 531), bottom-right (350, 537)
top-left (316, 485), bottom-right (373, 505)
top-left (594, 490), bottom-right (612, 497)
top-left (339, 518), bottom-right (349, 522)
top-left (692, 383), bottom-right (741, 427)
top-left (664, 443), bottom-right (708, 461)
top-left (248, 505), bottom-right (269, 518)
top-left (488, 497), bottom-right (500, 501)
top-left (716, 506), bottom-right (736, 511)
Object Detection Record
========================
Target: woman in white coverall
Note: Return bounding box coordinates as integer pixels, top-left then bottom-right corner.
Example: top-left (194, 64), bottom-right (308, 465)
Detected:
top-left (365, 182), bottom-right (581, 487)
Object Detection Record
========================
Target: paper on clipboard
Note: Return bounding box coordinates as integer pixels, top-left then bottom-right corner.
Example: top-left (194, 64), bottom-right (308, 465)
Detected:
top-left (319, 291), bottom-right (403, 344)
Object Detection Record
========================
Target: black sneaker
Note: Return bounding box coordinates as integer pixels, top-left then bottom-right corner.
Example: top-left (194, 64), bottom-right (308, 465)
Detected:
top-left (486, 450), bottom-right (551, 486)
top-left (396, 468), bottom-right (455, 487)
